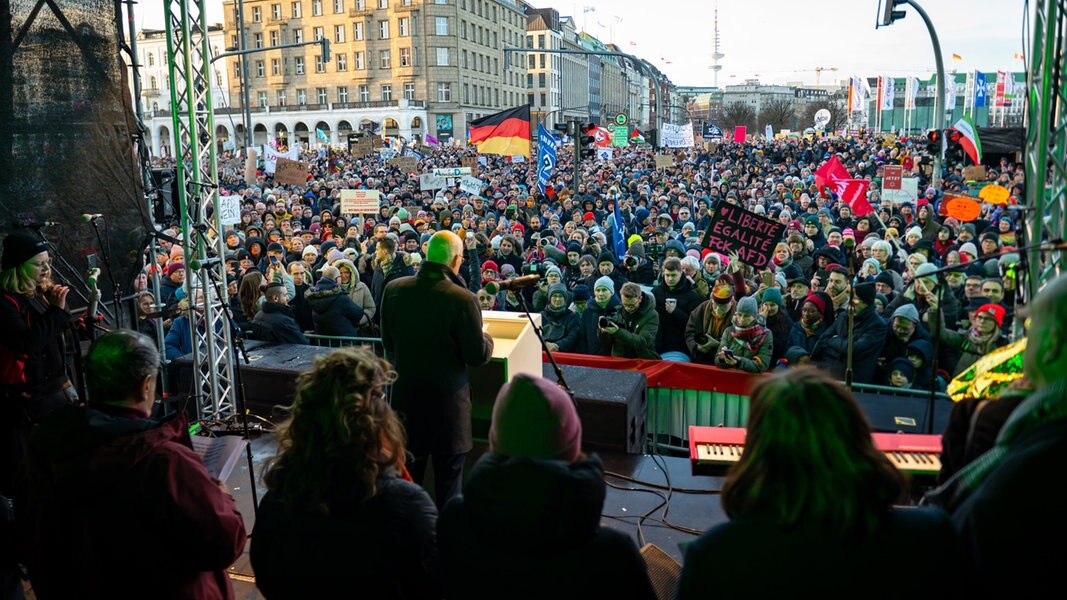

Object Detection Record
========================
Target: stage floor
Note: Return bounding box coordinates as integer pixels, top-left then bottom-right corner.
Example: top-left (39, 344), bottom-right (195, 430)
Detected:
top-left (222, 432), bottom-right (727, 598)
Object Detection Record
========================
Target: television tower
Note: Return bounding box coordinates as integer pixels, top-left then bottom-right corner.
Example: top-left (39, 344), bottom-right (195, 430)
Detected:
top-left (711, 2), bottom-right (724, 87)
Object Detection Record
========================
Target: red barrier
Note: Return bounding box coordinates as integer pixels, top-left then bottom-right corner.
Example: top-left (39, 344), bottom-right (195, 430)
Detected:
top-left (543, 352), bottom-right (765, 396)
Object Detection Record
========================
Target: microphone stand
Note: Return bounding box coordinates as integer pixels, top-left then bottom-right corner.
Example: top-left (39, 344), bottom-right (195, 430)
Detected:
top-left (30, 226), bottom-right (115, 323)
top-left (844, 239), bottom-right (857, 389)
top-left (89, 217), bottom-right (123, 329)
top-left (513, 290), bottom-right (576, 408)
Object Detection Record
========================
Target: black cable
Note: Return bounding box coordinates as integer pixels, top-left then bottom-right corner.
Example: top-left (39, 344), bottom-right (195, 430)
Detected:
top-left (604, 470), bottom-right (722, 495)
top-left (604, 480), bottom-right (666, 548)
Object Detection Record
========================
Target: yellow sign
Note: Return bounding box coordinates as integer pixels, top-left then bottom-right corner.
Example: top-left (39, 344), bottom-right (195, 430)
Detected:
top-left (978, 184), bottom-right (1011, 205)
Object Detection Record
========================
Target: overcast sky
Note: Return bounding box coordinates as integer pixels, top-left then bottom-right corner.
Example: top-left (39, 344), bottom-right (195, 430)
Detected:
top-left (134, 0), bottom-right (1030, 86)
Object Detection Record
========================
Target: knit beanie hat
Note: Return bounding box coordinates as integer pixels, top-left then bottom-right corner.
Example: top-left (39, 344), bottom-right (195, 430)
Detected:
top-left (892, 303), bottom-right (921, 324)
top-left (854, 281), bottom-right (877, 306)
top-left (1, 232), bottom-right (48, 270)
top-left (736, 295), bottom-right (759, 317)
top-left (761, 287), bottom-right (783, 307)
top-left (594, 276), bottom-right (615, 294)
top-left (545, 265), bottom-right (562, 280)
top-left (164, 262), bottom-right (185, 277)
top-left (489, 374), bottom-right (582, 462)
top-left (571, 284), bottom-right (591, 302)
top-left (482, 260), bottom-right (499, 273)
top-left (547, 282), bottom-right (569, 302)
top-left (875, 270), bottom-right (895, 287)
top-left (302, 245), bottom-right (319, 258)
top-left (959, 242), bottom-right (978, 259)
top-left (888, 356), bottom-right (916, 382)
top-left (327, 248), bottom-right (346, 264)
top-left (597, 249), bottom-right (616, 265)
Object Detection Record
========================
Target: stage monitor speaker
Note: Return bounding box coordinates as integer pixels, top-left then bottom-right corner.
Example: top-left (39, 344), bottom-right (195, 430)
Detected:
top-left (150, 168), bottom-right (180, 224)
top-left (640, 543), bottom-right (681, 600)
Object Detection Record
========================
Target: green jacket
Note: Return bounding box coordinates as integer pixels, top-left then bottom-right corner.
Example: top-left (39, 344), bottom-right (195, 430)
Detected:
top-left (599, 291), bottom-right (660, 359)
top-left (715, 324), bottom-right (774, 373)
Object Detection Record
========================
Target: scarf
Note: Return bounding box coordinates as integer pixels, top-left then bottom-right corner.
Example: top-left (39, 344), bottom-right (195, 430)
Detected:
top-left (801, 318), bottom-right (822, 338)
top-left (730, 323), bottom-right (767, 355)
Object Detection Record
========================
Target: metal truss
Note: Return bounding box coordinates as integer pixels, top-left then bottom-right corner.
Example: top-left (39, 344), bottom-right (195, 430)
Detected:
top-left (1025, 0), bottom-right (1067, 298)
top-left (164, 0), bottom-right (235, 419)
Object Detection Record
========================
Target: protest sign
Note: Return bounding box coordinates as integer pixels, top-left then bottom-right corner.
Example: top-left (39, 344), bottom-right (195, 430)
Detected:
top-left (732, 126), bottom-right (747, 143)
top-left (351, 137), bottom-right (374, 157)
top-left (339, 189), bottom-right (381, 214)
top-left (661, 122), bottom-right (694, 148)
top-left (461, 156), bottom-right (479, 175)
top-left (460, 175), bottom-right (483, 196)
top-left (882, 177), bottom-right (919, 204)
top-left (274, 158), bottom-right (308, 186)
top-left (700, 202), bottom-right (785, 269)
top-left (389, 156), bottom-right (418, 172)
top-left (942, 194), bottom-right (982, 222)
top-left (882, 165), bottom-right (903, 190)
top-left (244, 148), bottom-right (257, 184)
top-left (433, 167), bottom-right (472, 177)
top-left (978, 184), bottom-right (1010, 205)
top-left (654, 154), bottom-right (674, 169)
top-left (963, 165), bottom-right (987, 182)
top-left (419, 173), bottom-right (448, 190)
top-left (218, 195), bottom-right (241, 226)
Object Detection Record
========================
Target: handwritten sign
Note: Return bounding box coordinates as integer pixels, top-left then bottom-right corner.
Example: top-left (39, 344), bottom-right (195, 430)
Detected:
top-left (339, 189), bottom-right (381, 214)
top-left (962, 165), bottom-right (987, 181)
top-left (419, 173), bottom-right (448, 190)
top-left (389, 156), bottom-right (418, 172)
top-left (978, 183), bottom-right (1011, 205)
top-left (700, 202), bottom-right (785, 269)
top-left (942, 194), bottom-right (982, 221)
top-left (460, 175), bottom-right (483, 196)
top-left (274, 158), bottom-right (308, 186)
top-left (654, 154), bottom-right (674, 169)
top-left (433, 167), bottom-right (472, 177)
top-left (351, 137), bottom-right (374, 156)
top-left (218, 195), bottom-right (242, 226)
top-left (882, 165), bottom-right (903, 190)
top-left (461, 156), bottom-right (479, 175)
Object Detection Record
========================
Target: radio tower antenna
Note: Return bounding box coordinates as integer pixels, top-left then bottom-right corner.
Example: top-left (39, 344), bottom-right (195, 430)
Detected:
top-left (711, 1), bottom-right (724, 87)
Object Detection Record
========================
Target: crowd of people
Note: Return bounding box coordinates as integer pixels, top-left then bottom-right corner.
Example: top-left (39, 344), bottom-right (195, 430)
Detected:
top-left (1, 129), bottom-right (1060, 598)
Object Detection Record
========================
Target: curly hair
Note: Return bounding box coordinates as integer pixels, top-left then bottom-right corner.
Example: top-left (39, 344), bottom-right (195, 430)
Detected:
top-left (238, 271), bottom-right (265, 320)
top-left (722, 367), bottom-right (905, 537)
top-left (264, 346), bottom-right (402, 515)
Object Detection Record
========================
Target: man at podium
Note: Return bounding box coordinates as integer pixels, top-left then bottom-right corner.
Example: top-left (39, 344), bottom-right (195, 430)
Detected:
top-left (382, 231), bottom-right (494, 509)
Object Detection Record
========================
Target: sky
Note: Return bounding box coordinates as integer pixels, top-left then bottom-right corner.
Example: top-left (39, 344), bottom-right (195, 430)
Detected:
top-left (133, 0), bottom-right (1031, 86)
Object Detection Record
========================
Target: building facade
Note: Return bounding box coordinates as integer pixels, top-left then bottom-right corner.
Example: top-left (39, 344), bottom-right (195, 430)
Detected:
top-left (217, 0), bottom-right (527, 149)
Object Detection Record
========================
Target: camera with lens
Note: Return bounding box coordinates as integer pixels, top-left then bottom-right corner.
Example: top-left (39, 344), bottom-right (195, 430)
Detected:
top-left (521, 262), bottom-right (547, 277)
top-left (623, 255), bottom-right (639, 269)
top-left (645, 242), bottom-right (665, 259)
top-left (538, 238), bottom-right (552, 248)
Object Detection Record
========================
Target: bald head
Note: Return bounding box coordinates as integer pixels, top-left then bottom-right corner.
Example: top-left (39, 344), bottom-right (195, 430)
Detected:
top-left (1025, 273), bottom-right (1067, 386)
top-left (426, 231), bottom-right (464, 274)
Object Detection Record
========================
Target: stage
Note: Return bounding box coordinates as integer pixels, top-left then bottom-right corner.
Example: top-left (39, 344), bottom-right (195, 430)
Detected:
top-left (222, 434), bottom-right (726, 598)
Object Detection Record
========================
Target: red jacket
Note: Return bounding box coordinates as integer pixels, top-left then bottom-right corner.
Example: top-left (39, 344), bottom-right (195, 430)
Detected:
top-left (21, 405), bottom-right (246, 599)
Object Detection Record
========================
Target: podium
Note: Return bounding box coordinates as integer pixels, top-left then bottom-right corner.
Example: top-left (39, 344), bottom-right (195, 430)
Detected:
top-left (469, 310), bottom-right (542, 439)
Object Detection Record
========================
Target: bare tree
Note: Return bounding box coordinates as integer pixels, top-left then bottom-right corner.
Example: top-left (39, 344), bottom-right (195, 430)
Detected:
top-left (800, 99), bottom-right (849, 132)
top-left (759, 98), bottom-right (798, 131)
top-left (722, 102), bottom-right (757, 131)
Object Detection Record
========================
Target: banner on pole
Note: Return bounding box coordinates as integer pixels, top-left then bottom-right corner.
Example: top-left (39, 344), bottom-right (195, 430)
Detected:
top-left (660, 122), bottom-right (694, 148)
top-left (700, 203), bottom-right (785, 269)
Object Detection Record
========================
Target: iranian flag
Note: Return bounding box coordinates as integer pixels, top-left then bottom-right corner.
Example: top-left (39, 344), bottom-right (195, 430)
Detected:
top-left (951, 115), bottom-right (983, 165)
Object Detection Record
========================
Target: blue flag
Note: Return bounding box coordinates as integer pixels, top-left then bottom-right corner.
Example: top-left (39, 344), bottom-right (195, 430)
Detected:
top-left (536, 124), bottom-right (557, 194)
top-left (974, 71), bottom-right (986, 107)
top-left (612, 200), bottom-right (626, 259)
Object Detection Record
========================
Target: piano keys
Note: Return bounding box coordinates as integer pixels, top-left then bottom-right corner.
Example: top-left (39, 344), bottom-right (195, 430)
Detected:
top-left (689, 426), bottom-right (942, 476)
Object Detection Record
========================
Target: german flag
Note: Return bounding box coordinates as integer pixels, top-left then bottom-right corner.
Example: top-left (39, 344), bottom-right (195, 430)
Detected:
top-left (469, 106), bottom-right (531, 157)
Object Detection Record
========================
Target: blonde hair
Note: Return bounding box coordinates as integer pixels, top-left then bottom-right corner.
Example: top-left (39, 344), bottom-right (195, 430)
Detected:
top-left (0, 261), bottom-right (40, 296)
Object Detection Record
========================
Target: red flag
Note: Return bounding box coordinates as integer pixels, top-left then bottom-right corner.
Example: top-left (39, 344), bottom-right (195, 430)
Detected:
top-left (834, 179), bottom-right (874, 217)
top-left (814, 155), bottom-right (849, 191)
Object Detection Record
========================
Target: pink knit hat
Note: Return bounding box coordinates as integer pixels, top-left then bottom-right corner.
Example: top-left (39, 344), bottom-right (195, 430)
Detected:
top-left (489, 374), bottom-right (582, 462)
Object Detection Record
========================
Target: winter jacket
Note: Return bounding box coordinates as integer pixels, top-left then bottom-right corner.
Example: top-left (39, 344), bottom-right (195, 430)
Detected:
top-left (578, 296), bottom-right (620, 356)
top-left (438, 453), bottom-right (656, 600)
top-left (251, 472), bottom-right (440, 599)
top-left (251, 301), bottom-right (309, 345)
top-left (651, 276), bottom-right (703, 355)
top-left (335, 259), bottom-right (376, 323)
top-left (370, 253), bottom-right (414, 323)
top-left (305, 277), bottom-right (365, 337)
top-left (714, 324), bottom-right (774, 373)
top-left (598, 291), bottom-right (660, 359)
top-left (811, 304), bottom-right (888, 384)
top-left (684, 300), bottom-right (735, 365)
top-left (786, 320), bottom-right (829, 355)
top-left (541, 305), bottom-right (581, 352)
top-left (22, 405), bottom-right (246, 599)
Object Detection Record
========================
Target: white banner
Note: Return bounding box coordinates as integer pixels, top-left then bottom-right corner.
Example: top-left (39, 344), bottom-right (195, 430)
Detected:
top-left (419, 173), bottom-right (448, 190)
top-left (261, 145), bottom-right (300, 174)
top-left (596, 147), bottom-right (613, 160)
top-left (882, 177), bottom-right (919, 205)
top-left (217, 195), bottom-right (241, 226)
top-left (661, 122), bottom-right (694, 148)
top-left (460, 175), bottom-right (483, 195)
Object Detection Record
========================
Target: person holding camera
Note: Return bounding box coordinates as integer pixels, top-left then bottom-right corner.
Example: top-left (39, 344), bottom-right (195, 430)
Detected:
top-left (597, 282), bottom-right (660, 360)
top-left (583, 250), bottom-right (627, 295)
top-left (621, 240), bottom-right (655, 285)
top-left (714, 296), bottom-right (773, 373)
top-left (578, 277), bottom-right (621, 356)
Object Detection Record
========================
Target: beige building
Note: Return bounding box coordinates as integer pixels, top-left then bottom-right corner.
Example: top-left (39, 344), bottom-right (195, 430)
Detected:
top-left (221, 0), bottom-right (527, 147)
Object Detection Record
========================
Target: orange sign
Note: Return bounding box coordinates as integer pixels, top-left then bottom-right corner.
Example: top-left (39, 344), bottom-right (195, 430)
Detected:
top-left (942, 194), bottom-right (982, 222)
top-left (978, 184), bottom-right (1011, 205)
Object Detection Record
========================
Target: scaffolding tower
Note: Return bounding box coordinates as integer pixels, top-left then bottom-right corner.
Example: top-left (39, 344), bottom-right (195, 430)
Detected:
top-left (164, 0), bottom-right (236, 419)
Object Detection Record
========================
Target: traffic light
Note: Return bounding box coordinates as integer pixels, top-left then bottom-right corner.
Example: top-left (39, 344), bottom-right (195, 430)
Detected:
top-left (320, 38), bottom-right (331, 62)
top-left (579, 123), bottom-right (596, 159)
top-left (925, 129), bottom-right (942, 155)
top-left (552, 122), bottom-right (569, 135)
top-left (945, 128), bottom-right (965, 162)
top-left (881, 0), bottom-right (906, 26)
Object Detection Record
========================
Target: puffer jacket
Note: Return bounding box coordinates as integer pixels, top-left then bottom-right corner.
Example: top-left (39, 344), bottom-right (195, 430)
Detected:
top-left (334, 259), bottom-right (376, 322)
top-left (305, 277), bottom-right (365, 337)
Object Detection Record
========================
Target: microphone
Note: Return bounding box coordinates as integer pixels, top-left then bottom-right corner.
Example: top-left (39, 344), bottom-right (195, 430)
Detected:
top-left (188, 257), bottom-right (223, 270)
top-left (484, 274), bottom-right (541, 294)
top-left (81, 213), bottom-right (103, 222)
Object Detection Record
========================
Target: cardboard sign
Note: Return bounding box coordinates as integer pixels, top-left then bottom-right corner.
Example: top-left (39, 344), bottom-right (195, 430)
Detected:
top-left (654, 154), bottom-right (674, 169)
top-left (460, 175), bottom-right (483, 196)
top-left (351, 137), bottom-right (374, 156)
top-left (700, 202), bottom-right (785, 269)
top-left (942, 194), bottom-right (982, 222)
top-left (244, 148), bottom-right (258, 184)
top-left (419, 173), bottom-right (449, 190)
top-left (978, 183), bottom-right (1011, 205)
top-left (218, 195), bottom-right (242, 226)
top-left (461, 156), bottom-right (479, 175)
top-left (882, 165), bottom-right (903, 190)
top-left (963, 165), bottom-right (987, 182)
top-left (274, 158), bottom-right (308, 186)
top-left (433, 167), bottom-right (472, 177)
top-left (389, 156), bottom-right (418, 172)
top-left (339, 189), bottom-right (381, 214)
